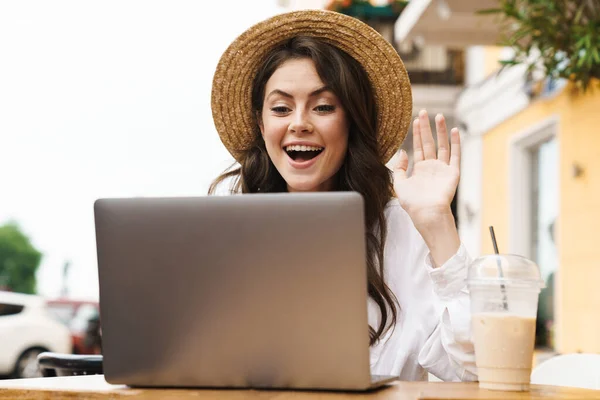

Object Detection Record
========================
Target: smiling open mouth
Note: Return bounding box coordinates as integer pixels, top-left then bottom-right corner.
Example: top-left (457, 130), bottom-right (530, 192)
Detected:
top-left (285, 145), bottom-right (324, 162)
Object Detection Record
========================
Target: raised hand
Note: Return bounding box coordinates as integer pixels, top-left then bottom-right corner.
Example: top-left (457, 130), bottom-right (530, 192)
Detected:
top-left (393, 109), bottom-right (461, 267)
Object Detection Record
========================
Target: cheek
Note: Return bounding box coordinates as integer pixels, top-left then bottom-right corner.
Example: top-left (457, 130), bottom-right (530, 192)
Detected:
top-left (261, 118), bottom-right (287, 151)
top-left (324, 119), bottom-right (349, 153)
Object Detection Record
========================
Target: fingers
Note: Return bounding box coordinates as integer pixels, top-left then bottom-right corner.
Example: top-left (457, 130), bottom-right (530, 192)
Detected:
top-left (435, 114), bottom-right (450, 164)
top-left (418, 110), bottom-right (436, 160)
top-left (412, 119), bottom-right (424, 162)
top-left (450, 128), bottom-right (461, 169)
top-left (394, 149), bottom-right (409, 180)
top-left (415, 109), bottom-right (459, 166)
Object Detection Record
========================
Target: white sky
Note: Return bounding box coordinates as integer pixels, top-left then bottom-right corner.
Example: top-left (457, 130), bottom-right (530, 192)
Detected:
top-left (0, 0), bottom-right (289, 300)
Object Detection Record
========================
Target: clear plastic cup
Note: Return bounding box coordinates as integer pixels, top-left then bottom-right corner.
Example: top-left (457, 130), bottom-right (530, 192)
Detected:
top-left (467, 254), bottom-right (545, 391)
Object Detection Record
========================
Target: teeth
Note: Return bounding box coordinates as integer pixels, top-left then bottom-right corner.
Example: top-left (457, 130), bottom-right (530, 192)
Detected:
top-left (285, 145), bottom-right (324, 152)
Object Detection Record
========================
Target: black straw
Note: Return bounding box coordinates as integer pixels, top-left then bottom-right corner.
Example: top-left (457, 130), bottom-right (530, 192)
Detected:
top-left (489, 226), bottom-right (500, 254)
top-left (489, 226), bottom-right (508, 310)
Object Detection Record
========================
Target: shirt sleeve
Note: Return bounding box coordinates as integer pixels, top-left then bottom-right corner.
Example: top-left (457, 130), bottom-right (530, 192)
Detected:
top-left (417, 243), bottom-right (478, 382)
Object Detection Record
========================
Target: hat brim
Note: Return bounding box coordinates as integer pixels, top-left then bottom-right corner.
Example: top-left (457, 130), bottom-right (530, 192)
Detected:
top-left (211, 10), bottom-right (412, 164)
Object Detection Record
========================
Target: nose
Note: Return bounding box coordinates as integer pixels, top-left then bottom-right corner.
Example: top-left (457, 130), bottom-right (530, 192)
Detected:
top-left (288, 111), bottom-right (314, 134)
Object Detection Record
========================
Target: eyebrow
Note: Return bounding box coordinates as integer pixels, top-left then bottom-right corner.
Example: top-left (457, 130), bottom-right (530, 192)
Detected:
top-left (266, 86), bottom-right (332, 100)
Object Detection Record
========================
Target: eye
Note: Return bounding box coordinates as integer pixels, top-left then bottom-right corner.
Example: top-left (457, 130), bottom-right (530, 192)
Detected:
top-left (271, 106), bottom-right (291, 114)
top-left (315, 104), bottom-right (335, 113)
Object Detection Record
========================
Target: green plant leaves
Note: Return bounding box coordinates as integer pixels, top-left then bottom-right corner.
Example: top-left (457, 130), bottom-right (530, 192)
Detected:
top-left (480, 0), bottom-right (600, 92)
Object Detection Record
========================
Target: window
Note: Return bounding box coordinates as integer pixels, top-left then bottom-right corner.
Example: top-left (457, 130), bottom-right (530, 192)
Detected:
top-left (509, 116), bottom-right (559, 350)
top-left (0, 302), bottom-right (25, 316)
top-left (531, 138), bottom-right (558, 349)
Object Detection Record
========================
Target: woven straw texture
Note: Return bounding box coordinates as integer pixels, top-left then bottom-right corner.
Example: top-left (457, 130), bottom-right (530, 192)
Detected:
top-left (211, 10), bottom-right (412, 163)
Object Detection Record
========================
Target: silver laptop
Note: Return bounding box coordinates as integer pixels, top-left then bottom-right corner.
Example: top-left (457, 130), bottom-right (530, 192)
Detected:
top-left (94, 192), bottom-right (397, 391)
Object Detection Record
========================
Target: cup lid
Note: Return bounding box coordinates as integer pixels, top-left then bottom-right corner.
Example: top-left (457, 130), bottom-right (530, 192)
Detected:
top-left (467, 254), bottom-right (545, 288)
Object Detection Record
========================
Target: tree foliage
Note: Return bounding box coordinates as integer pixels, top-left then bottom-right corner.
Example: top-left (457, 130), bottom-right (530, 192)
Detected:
top-left (479, 0), bottom-right (600, 91)
top-left (0, 222), bottom-right (42, 294)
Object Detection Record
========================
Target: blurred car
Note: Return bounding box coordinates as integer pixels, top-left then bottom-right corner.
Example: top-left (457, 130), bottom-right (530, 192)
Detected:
top-left (46, 298), bottom-right (101, 354)
top-left (68, 303), bottom-right (101, 355)
top-left (45, 298), bottom-right (96, 326)
top-left (0, 291), bottom-right (72, 378)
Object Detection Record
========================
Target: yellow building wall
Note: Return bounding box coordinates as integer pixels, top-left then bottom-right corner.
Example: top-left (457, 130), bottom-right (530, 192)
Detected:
top-left (481, 84), bottom-right (600, 353)
top-left (483, 46), bottom-right (504, 77)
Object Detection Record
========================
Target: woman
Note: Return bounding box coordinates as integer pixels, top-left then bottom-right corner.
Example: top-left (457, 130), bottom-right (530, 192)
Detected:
top-left (209, 10), bottom-right (477, 382)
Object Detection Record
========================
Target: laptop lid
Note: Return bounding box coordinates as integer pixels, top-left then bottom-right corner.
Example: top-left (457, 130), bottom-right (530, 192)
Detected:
top-left (95, 192), bottom-right (372, 390)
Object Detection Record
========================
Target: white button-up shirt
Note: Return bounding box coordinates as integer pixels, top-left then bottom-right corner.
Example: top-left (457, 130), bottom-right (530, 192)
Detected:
top-left (368, 200), bottom-right (478, 382)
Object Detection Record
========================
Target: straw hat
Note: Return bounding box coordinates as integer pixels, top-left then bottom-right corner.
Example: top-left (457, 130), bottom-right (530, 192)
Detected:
top-left (211, 9), bottom-right (412, 163)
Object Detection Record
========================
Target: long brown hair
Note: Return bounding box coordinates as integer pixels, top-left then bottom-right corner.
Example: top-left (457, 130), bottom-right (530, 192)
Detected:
top-left (209, 36), bottom-right (398, 345)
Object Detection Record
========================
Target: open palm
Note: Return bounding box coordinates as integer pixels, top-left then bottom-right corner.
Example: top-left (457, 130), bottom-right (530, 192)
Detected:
top-left (393, 110), bottom-right (461, 225)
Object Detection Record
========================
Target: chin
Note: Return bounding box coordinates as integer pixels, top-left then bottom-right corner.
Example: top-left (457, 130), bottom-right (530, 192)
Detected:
top-left (285, 176), bottom-right (325, 192)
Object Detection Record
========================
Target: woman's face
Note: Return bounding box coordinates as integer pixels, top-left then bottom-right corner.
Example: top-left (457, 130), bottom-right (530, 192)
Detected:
top-left (260, 58), bottom-right (349, 192)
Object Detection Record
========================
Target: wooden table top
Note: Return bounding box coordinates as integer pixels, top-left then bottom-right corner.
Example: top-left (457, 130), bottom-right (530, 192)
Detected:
top-left (0, 375), bottom-right (598, 400)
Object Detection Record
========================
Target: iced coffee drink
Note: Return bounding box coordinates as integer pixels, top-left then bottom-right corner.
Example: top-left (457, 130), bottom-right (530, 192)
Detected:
top-left (467, 254), bottom-right (544, 392)
top-left (472, 313), bottom-right (537, 390)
